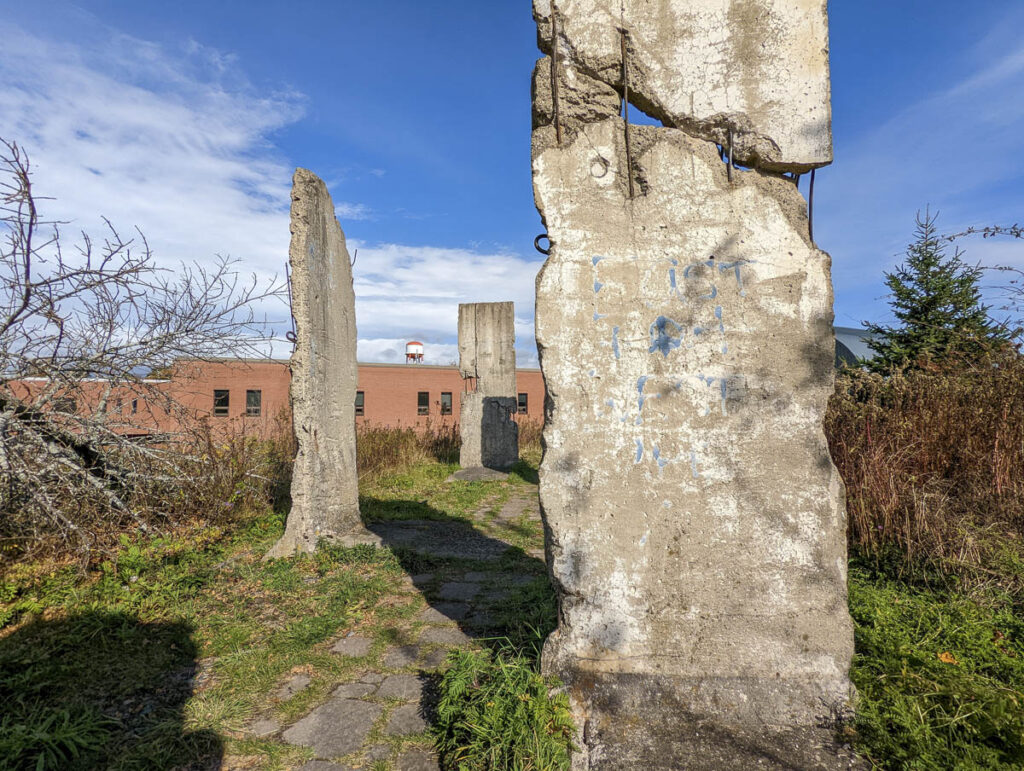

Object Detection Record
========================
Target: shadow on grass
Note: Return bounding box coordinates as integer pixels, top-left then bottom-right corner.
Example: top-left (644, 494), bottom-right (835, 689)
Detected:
top-left (0, 610), bottom-right (221, 771)
top-left (361, 496), bottom-right (555, 656)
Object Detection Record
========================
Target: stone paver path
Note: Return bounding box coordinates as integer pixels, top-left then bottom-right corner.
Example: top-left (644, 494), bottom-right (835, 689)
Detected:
top-left (253, 486), bottom-right (548, 770)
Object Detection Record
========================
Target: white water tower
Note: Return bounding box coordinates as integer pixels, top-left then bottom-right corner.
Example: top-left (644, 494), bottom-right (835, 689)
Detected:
top-left (405, 341), bottom-right (424, 363)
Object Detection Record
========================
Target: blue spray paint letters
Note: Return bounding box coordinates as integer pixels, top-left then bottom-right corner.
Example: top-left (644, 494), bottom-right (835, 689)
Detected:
top-left (648, 316), bottom-right (684, 357)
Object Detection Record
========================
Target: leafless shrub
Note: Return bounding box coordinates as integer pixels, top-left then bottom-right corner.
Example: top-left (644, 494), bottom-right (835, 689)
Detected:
top-left (0, 139), bottom-right (286, 562)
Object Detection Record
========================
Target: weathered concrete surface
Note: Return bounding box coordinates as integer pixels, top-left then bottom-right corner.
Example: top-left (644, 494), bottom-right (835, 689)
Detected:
top-left (533, 0), bottom-right (832, 171)
top-left (458, 394), bottom-right (519, 471)
top-left (457, 302), bottom-right (517, 396)
top-left (457, 302), bottom-right (519, 471)
top-left (268, 169), bottom-right (372, 558)
top-left (532, 4), bottom-right (853, 767)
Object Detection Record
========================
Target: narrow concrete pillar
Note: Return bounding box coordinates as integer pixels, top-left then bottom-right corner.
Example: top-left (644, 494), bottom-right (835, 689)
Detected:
top-left (532, 1), bottom-right (854, 765)
top-left (455, 302), bottom-right (519, 475)
top-left (267, 169), bottom-right (374, 557)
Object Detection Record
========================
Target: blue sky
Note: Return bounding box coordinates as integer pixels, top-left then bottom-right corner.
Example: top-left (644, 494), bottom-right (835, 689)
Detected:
top-left (2, 1), bottom-right (1022, 365)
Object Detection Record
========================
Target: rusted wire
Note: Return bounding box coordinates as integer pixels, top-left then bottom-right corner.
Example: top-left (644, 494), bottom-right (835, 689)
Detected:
top-left (550, 6), bottom-right (563, 146)
top-left (620, 29), bottom-right (635, 199)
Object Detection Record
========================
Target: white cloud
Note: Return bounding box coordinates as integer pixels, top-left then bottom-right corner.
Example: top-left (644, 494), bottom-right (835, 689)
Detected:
top-left (351, 242), bottom-right (542, 366)
top-left (335, 202), bottom-right (374, 221)
top-left (0, 20), bottom-right (545, 366)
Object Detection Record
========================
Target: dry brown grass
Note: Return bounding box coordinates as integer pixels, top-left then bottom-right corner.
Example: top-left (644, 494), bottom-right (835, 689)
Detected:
top-left (826, 357), bottom-right (1024, 571)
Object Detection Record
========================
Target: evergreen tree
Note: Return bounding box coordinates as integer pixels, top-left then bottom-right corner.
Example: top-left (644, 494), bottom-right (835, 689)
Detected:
top-left (865, 210), bottom-right (1010, 372)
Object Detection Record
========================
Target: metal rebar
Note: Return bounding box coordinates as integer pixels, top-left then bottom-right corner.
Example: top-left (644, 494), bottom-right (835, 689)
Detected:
top-left (551, 6), bottom-right (563, 146)
top-left (727, 128), bottom-right (734, 183)
top-left (620, 29), bottom-right (635, 199)
top-left (808, 168), bottom-right (816, 243)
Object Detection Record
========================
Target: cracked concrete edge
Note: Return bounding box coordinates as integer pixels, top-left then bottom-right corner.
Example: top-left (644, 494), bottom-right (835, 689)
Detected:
top-left (532, 0), bottom-right (832, 172)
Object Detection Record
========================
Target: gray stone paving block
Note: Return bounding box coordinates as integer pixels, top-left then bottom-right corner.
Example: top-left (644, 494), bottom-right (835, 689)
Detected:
top-left (360, 672), bottom-right (386, 684)
top-left (462, 571), bottom-right (491, 581)
top-left (417, 603), bottom-right (470, 623)
top-left (419, 626), bottom-right (472, 647)
top-left (464, 613), bottom-right (498, 631)
top-left (331, 635), bottom-right (373, 657)
top-left (386, 703), bottom-right (429, 735)
top-left (283, 697), bottom-right (382, 757)
top-left (370, 521), bottom-right (510, 561)
top-left (383, 644), bottom-right (421, 668)
top-left (438, 582), bottom-right (481, 601)
top-left (377, 673), bottom-right (424, 701)
top-left (275, 673), bottom-right (311, 701)
top-left (398, 749), bottom-right (442, 771)
top-left (420, 647), bottom-right (449, 670)
top-left (332, 681), bottom-right (376, 698)
top-left (298, 762), bottom-right (358, 771)
top-left (365, 744), bottom-right (393, 762)
top-left (247, 716), bottom-right (280, 737)
top-left (410, 573), bottom-right (436, 585)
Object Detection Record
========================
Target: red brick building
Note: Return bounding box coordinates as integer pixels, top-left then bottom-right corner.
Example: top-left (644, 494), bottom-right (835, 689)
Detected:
top-left (169, 359), bottom-right (545, 432)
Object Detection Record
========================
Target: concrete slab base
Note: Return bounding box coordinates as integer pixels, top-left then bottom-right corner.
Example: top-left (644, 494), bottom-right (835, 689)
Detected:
top-left (446, 467), bottom-right (509, 482)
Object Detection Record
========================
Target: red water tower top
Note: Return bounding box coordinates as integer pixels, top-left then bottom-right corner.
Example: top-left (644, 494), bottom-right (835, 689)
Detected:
top-left (405, 341), bottom-right (424, 363)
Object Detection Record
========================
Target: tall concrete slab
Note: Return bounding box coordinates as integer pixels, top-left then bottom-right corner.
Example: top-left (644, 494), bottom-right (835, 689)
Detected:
top-left (457, 302), bottom-right (518, 397)
top-left (267, 169), bottom-right (372, 558)
top-left (534, 0), bottom-right (832, 171)
top-left (456, 302), bottom-right (519, 473)
top-left (532, 2), bottom-right (853, 766)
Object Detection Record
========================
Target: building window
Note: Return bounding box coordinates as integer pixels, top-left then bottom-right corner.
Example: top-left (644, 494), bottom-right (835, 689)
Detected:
top-left (131, 398), bottom-right (138, 415)
top-left (518, 393), bottom-right (528, 414)
top-left (246, 389), bottom-right (262, 417)
top-left (417, 391), bottom-right (429, 415)
top-left (440, 392), bottom-right (452, 415)
top-left (213, 389), bottom-right (230, 417)
top-left (355, 390), bottom-right (365, 416)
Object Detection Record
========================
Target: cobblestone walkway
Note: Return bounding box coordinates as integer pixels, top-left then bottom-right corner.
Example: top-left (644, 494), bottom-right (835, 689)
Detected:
top-left (238, 486), bottom-right (547, 770)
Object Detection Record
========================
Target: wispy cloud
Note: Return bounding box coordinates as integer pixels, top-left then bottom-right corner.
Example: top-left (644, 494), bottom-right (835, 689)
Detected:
top-left (335, 202), bottom-right (374, 221)
top-left (819, 8), bottom-right (1024, 327)
top-left (351, 242), bottom-right (542, 366)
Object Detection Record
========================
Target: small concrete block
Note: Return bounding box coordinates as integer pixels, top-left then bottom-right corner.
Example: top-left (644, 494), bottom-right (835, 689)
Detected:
top-left (386, 703), bottom-right (429, 735)
top-left (417, 603), bottom-right (470, 623)
top-left (383, 644), bottom-right (421, 668)
top-left (283, 697), bottom-right (382, 757)
top-left (410, 573), bottom-right (436, 585)
top-left (438, 582), bottom-right (481, 601)
top-left (377, 674), bottom-right (424, 701)
top-left (418, 626), bottom-right (472, 647)
top-left (331, 635), bottom-right (373, 657)
top-left (360, 672), bottom-right (386, 684)
top-left (275, 673), bottom-right (311, 701)
top-left (462, 571), bottom-right (491, 581)
top-left (420, 647), bottom-right (450, 670)
top-left (298, 762), bottom-right (358, 771)
top-left (247, 717), bottom-right (280, 737)
top-left (398, 749), bottom-right (441, 771)
top-left (332, 681), bottom-right (377, 698)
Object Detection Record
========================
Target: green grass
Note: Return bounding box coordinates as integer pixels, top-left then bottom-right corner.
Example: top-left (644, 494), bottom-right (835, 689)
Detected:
top-left (6, 447), bottom-right (1024, 770)
top-left (434, 636), bottom-right (574, 771)
top-left (848, 552), bottom-right (1024, 769)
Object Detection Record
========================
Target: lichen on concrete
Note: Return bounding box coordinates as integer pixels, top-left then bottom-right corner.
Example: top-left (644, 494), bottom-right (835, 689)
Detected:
top-left (532, 1), bottom-right (854, 767)
top-left (267, 168), bottom-right (373, 558)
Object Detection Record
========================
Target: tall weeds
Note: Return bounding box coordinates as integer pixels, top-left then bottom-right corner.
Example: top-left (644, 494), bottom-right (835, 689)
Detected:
top-left (827, 357), bottom-right (1024, 575)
